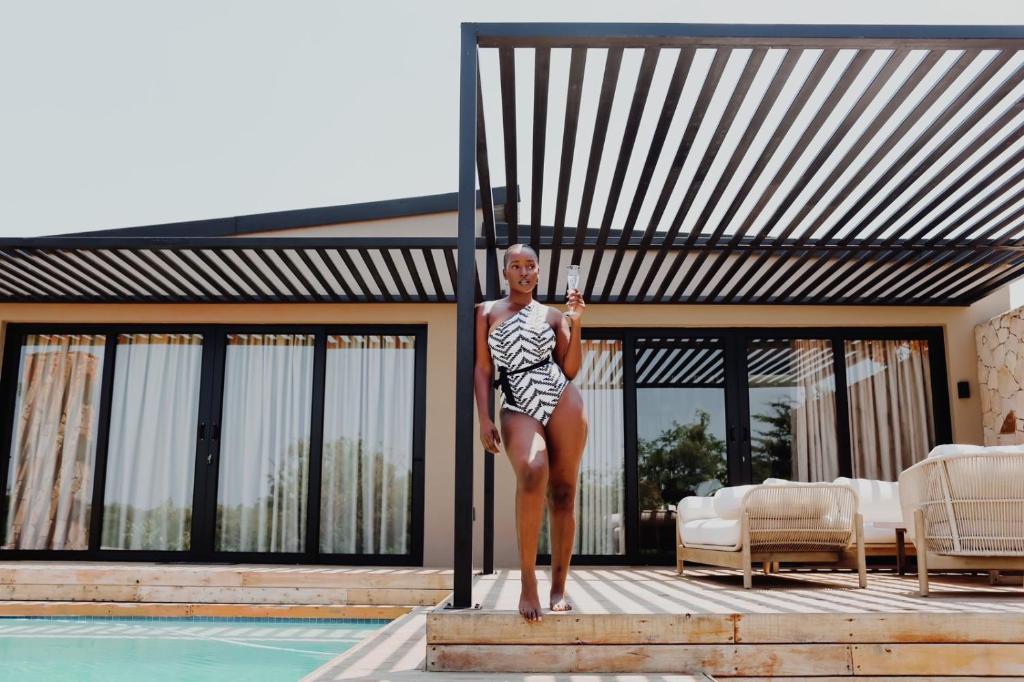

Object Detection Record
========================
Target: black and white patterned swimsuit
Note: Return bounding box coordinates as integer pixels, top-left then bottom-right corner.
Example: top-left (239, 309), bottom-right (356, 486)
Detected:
top-left (487, 299), bottom-right (569, 427)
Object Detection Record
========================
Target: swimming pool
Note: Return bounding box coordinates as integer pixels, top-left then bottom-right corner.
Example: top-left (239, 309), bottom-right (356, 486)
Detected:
top-left (0, 617), bottom-right (384, 681)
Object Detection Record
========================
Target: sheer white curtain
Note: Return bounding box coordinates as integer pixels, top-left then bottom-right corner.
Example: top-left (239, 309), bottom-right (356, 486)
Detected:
top-left (4, 334), bottom-right (105, 550)
top-left (320, 335), bottom-right (415, 554)
top-left (540, 339), bottom-right (625, 556)
top-left (791, 339), bottom-right (840, 481)
top-left (102, 333), bottom-right (203, 550)
top-left (846, 339), bottom-right (934, 480)
top-left (216, 333), bottom-right (313, 552)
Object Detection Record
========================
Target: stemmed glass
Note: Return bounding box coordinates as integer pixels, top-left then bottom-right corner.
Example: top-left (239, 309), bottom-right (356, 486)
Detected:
top-left (565, 264), bottom-right (581, 318)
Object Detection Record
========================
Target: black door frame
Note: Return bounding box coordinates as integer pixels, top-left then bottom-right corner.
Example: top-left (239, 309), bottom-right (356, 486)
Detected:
top-left (0, 323), bottom-right (427, 566)
top-left (550, 325), bottom-right (951, 566)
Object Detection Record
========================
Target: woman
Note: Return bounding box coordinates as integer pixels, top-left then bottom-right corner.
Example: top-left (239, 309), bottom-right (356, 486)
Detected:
top-left (474, 243), bottom-right (588, 622)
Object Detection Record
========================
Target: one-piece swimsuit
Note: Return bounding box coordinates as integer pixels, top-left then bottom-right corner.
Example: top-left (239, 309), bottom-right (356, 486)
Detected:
top-left (487, 299), bottom-right (569, 427)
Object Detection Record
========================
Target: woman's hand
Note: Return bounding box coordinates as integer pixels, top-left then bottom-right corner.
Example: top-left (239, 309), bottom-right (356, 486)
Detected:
top-left (567, 289), bottom-right (586, 321)
top-left (480, 418), bottom-right (502, 453)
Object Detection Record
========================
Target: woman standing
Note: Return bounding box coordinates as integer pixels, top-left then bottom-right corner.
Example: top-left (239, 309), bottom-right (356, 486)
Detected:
top-left (474, 244), bottom-right (589, 622)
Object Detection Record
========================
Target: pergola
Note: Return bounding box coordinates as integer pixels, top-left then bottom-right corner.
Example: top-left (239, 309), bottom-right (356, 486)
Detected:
top-left (453, 22), bottom-right (1024, 607)
top-left (2, 21), bottom-right (1024, 610)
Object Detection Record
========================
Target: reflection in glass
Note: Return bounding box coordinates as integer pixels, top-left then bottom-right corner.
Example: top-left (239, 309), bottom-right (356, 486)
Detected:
top-left (540, 339), bottom-right (625, 555)
top-left (4, 334), bottom-right (105, 550)
top-left (636, 337), bottom-right (727, 556)
top-left (747, 339), bottom-right (838, 482)
top-left (846, 339), bottom-right (934, 480)
top-left (102, 333), bottom-right (203, 551)
top-left (320, 335), bottom-right (415, 555)
top-left (216, 333), bottom-right (314, 552)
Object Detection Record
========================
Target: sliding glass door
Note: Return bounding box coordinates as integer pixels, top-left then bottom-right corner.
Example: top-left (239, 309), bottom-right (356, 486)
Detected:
top-left (2, 334), bottom-right (106, 550)
top-left (216, 333), bottom-right (315, 553)
top-left (567, 327), bottom-right (950, 565)
top-left (0, 325), bottom-right (425, 564)
top-left (635, 336), bottom-right (730, 558)
top-left (102, 333), bottom-right (203, 551)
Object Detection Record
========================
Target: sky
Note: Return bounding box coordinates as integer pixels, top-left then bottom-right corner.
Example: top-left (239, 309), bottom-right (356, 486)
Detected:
top-left (2, 0), bottom-right (1024, 237)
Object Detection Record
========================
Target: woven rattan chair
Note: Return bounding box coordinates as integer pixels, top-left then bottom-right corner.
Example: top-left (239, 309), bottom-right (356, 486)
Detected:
top-left (677, 483), bottom-right (867, 589)
top-left (899, 451), bottom-right (1024, 596)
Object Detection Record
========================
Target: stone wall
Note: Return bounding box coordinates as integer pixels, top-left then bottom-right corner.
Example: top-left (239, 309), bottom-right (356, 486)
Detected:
top-left (976, 306), bottom-right (1024, 445)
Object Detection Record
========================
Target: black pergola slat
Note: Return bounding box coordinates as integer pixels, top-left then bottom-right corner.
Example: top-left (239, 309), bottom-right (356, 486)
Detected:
top-left (548, 47), bottom-right (587, 301)
top-left (773, 49), bottom-right (1018, 302)
top-left (581, 49), bottom-right (659, 299)
top-left (733, 48), bottom-right (915, 303)
top-left (530, 47), bottom-right (550, 254)
top-left (657, 47), bottom-right (769, 302)
top-left (564, 46), bottom-right (625, 282)
top-left (633, 48), bottom-right (731, 302)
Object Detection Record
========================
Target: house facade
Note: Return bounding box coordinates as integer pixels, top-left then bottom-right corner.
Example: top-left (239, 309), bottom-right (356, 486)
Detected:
top-left (0, 191), bottom-right (1013, 569)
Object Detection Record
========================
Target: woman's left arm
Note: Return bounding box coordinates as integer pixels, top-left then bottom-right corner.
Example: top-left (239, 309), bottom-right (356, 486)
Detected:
top-left (554, 290), bottom-right (586, 380)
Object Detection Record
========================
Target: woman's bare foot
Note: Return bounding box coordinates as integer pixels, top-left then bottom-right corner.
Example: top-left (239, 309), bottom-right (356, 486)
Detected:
top-left (549, 591), bottom-right (572, 612)
top-left (519, 577), bottom-right (543, 622)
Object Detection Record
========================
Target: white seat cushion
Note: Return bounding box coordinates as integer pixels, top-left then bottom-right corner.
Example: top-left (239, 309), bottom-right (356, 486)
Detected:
top-left (680, 517), bottom-right (741, 548)
top-left (677, 496), bottom-right (717, 523)
top-left (925, 444), bottom-right (1024, 459)
top-left (862, 521), bottom-right (905, 544)
top-left (833, 477), bottom-right (902, 524)
top-left (712, 485), bottom-right (759, 520)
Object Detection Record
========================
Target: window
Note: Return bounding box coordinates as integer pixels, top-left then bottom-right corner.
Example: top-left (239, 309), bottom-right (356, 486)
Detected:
top-left (0, 325), bottom-right (425, 563)
top-left (3, 334), bottom-right (105, 550)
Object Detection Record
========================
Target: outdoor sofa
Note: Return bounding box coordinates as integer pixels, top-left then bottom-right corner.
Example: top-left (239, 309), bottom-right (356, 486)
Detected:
top-left (900, 444), bottom-right (1024, 596)
top-left (676, 481), bottom-right (867, 588)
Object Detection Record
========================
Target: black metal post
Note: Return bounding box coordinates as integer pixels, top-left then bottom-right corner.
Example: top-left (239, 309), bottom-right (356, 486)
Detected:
top-left (482, 245), bottom-right (499, 575)
top-left (452, 23), bottom-right (479, 608)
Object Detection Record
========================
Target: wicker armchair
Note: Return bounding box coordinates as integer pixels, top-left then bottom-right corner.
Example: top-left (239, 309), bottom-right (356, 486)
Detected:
top-left (899, 450), bottom-right (1024, 596)
top-left (677, 483), bottom-right (866, 589)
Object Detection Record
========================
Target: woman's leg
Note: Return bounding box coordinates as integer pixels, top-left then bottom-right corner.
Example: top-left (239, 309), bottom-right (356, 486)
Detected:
top-left (500, 409), bottom-right (549, 621)
top-left (545, 386), bottom-right (588, 611)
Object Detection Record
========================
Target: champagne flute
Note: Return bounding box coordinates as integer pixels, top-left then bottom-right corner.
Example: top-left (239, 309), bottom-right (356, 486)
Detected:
top-left (565, 264), bottom-right (580, 318)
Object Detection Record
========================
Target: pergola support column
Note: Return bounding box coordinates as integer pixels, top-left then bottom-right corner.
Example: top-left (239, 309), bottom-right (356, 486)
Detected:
top-left (452, 22), bottom-right (479, 609)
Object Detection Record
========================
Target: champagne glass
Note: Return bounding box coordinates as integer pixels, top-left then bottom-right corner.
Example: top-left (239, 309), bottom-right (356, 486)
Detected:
top-left (565, 264), bottom-right (580, 318)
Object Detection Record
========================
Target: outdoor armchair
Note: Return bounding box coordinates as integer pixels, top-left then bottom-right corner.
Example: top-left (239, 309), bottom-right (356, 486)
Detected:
top-left (677, 483), bottom-right (867, 589)
top-left (899, 445), bottom-right (1024, 596)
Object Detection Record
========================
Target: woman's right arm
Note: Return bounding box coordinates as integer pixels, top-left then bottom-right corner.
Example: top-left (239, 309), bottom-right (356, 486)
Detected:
top-left (475, 303), bottom-right (502, 453)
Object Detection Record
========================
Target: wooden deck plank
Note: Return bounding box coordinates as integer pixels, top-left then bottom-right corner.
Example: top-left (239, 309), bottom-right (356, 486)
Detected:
top-left (734, 611), bottom-right (1024, 644)
top-left (852, 643), bottom-right (1024, 676)
top-left (0, 584), bottom-right (448, 605)
top-left (0, 563), bottom-right (452, 590)
top-left (0, 601), bottom-right (408, 619)
top-left (427, 643), bottom-right (853, 675)
top-left (427, 612), bottom-right (736, 644)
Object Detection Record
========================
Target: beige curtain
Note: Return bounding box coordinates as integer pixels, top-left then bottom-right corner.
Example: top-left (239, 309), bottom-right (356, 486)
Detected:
top-left (791, 339), bottom-right (839, 481)
top-left (4, 334), bottom-right (105, 550)
top-left (540, 339), bottom-right (625, 555)
top-left (846, 339), bottom-right (934, 480)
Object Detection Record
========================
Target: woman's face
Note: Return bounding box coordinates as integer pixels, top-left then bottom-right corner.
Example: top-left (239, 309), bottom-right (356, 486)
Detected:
top-left (504, 249), bottom-right (539, 294)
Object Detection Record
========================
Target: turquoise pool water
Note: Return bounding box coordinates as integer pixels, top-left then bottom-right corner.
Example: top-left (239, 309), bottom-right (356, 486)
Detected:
top-left (0, 617), bottom-right (384, 681)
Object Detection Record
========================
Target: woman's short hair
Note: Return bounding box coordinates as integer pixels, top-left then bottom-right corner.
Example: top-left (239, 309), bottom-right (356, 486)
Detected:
top-left (503, 243), bottom-right (538, 268)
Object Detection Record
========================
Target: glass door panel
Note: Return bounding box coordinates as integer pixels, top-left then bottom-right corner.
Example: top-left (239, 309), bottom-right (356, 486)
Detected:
top-left (747, 338), bottom-right (839, 482)
top-left (845, 339), bottom-right (935, 480)
top-left (635, 337), bottom-right (728, 557)
top-left (101, 333), bottom-right (203, 550)
top-left (4, 334), bottom-right (106, 550)
top-left (320, 334), bottom-right (416, 555)
top-left (215, 333), bottom-right (314, 552)
top-left (539, 339), bottom-right (625, 556)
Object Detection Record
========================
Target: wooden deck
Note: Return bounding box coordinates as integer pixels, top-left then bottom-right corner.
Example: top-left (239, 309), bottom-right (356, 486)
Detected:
top-left (426, 567), bottom-right (1024, 678)
top-left (0, 562), bottom-right (452, 618)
